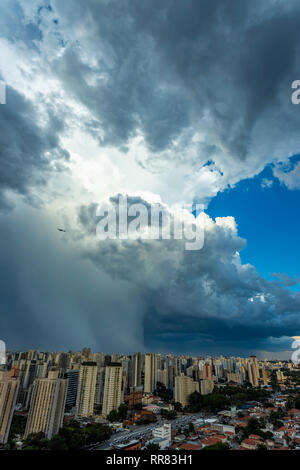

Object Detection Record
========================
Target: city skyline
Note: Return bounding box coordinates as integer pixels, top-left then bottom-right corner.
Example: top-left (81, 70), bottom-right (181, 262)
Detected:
top-left (3, 347), bottom-right (298, 363)
top-left (1, 347), bottom-right (299, 450)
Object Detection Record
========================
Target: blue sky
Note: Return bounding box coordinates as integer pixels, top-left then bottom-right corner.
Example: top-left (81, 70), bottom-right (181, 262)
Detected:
top-left (208, 158), bottom-right (300, 288)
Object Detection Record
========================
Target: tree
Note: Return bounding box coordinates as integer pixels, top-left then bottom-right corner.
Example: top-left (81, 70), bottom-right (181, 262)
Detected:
top-left (203, 442), bottom-right (230, 451)
top-left (146, 442), bottom-right (160, 450)
top-left (118, 403), bottom-right (128, 421)
top-left (173, 402), bottom-right (183, 412)
top-left (295, 398), bottom-right (300, 409)
top-left (5, 440), bottom-right (17, 450)
top-left (23, 432), bottom-right (49, 450)
top-left (57, 422), bottom-right (112, 450)
top-left (48, 434), bottom-right (68, 451)
top-left (202, 394), bottom-right (230, 412)
top-left (154, 382), bottom-right (173, 403)
top-left (8, 414), bottom-right (27, 440)
top-left (107, 409), bottom-right (120, 422)
top-left (188, 391), bottom-right (203, 412)
top-left (285, 399), bottom-right (294, 410)
top-left (160, 409), bottom-right (177, 420)
top-left (240, 417), bottom-right (267, 439)
top-left (189, 422), bottom-right (195, 433)
top-left (270, 371), bottom-right (280, 392)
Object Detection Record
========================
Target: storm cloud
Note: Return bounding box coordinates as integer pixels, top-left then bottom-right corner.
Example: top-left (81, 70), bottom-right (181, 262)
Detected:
top-left (0, 1), bottom-right (300, 355)
top-left (17, 0), bottom-right (300, 194)
top-left (75, 196), bottom-right (300, 355)
top-left (0, 84), bottom-right (69, 210)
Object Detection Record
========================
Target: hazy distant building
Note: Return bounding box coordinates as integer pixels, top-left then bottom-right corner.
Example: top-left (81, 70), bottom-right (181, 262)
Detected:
top-left (0, 371), bottom-right (20, 444)
top-left (214, 361), bottom-right (224, 379)
top-left (227, 372), bottom-right (243, 385)
top-left (25, 370), bottom-right (67, 439)
top-left (104, 355), bottom-right (111, 367)
top-left (175, 374), bottom-right (199, 407)
top-left (102, 363), bottom-right (123, 417)
top-left (261, 367), bottom-right (271, 385)
top-left (76, 362), bottom-right (97, 417)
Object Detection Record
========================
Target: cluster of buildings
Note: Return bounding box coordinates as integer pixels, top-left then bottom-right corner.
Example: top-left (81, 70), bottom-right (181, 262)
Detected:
top-left (168, 402), bottom-right (300, 450)
top-left (0, 348), bottom-right (298, 448)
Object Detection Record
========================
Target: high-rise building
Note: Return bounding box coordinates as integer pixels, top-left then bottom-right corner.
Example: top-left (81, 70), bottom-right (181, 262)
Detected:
top-left (104, 355), bottom-right (111, 367)
top-left (261, 367), bottom-right (271, 386)
top-left (22, 360), bottom-right (38, 390)
top-left (174, 374), bottom-right (199, 407)
top-left (76, 362), bottom-right (97, 417)
top-left (214, 361), bottom-right (224, 379)
top-left (129, 386), bottom-right (143, 409)
top-left (276, 370), bottom-right (285, 382)
top-left (82, 348), bottom-right (91, 359)
top-left (200, 378), bottom-right (214, 395)
top-left (224, 357), bottom-right (234, 373)
top-left (65, 369), bottom-right (79, 411)
top-left (175, 358), bottom-right (182, 376)
top-left (25, 370), bottom-right (67, 439)
top-left (95, 366), bottom-right (106, 406)
top-left (247, 357), bottom-right (259, 387)
top-left (227, 372), bottom-right (243, 384)
top-left (102, 363), bottom-right (123, 417)
top-left (121, 358), bottom-right (130, 393)
top-left (144, 353), bottom-right (156, 394)
top-left (202, 364), bottom-right (213, 381)
top-left (132, 352), bottom-right (142, 387)
top-left (166, 360), bottom-right (175, 390)
top-left (57, 353), bottom-right (69, 371)
top-left (0, 371), bottom-right (20, 444)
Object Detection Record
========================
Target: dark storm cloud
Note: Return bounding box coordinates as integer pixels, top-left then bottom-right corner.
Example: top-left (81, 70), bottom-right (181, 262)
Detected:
top-left (0, 203), bottom-right (145, 352)
top-left (76, 197), bottom-right (300, 354)
top-left (33, 0), bottom-right (300, 179)
top-left (0, 85), bottom-right (69, 209)
top-left (144, 314), bottom-right (294, 356)
top-left (271, 272), bottom-right (300, 287)
top-left (1, 1), bottom-right (300, 354)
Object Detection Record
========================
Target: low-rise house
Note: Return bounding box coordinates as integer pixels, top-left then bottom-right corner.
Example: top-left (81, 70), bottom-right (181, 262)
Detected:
top-left (180, 441), bottom-right (203, 450)
top-left (240, 438), bottom-right (259, 450)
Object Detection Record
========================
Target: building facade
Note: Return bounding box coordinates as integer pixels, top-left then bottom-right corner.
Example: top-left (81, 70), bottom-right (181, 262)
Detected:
top-left (25, 370), bottom-right (67, 439)
top-left (175, 374), bottom-right (199, 407)
top-left (102, 363), bottom-right (123, 417)
top-left (0, 371), bottom-right (20, 444)
top-left (76, 362), bottom-right (97, 417)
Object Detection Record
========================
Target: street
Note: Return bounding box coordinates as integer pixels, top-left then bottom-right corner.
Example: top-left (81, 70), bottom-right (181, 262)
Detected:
top-left (93, 412), bottom-right (208, 450)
